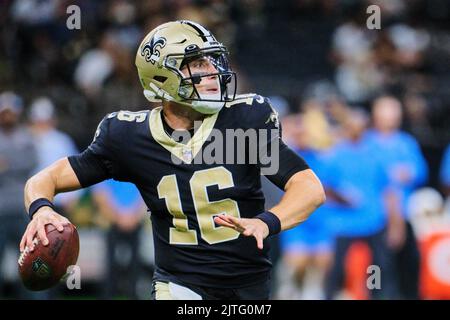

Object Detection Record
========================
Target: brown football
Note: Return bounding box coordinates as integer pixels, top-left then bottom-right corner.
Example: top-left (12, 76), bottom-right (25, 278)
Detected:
top-left (18, 223), bottom-right (79, 291)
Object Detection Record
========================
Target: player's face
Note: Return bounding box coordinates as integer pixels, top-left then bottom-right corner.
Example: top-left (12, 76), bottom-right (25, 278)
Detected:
top-left (0, 109), bottom-right (19, 129)
top-left (344, 112), bottom-right (367, 139)
top-left (372, 97), bottom-right (402, 131)
top-left (180, 56), bottom-right (220, 95)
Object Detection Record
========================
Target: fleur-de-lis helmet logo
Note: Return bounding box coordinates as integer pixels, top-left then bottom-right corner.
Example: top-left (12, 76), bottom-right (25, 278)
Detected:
top-left (141, 36), bottom-right (167, 64)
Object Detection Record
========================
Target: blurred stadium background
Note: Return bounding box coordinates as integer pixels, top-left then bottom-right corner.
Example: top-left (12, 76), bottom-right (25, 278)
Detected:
top-left (1, 0), bottom-right (450, 300)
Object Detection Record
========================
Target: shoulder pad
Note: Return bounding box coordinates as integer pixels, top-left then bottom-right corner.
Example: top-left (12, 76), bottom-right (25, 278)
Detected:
top-left (93, 110), bottom-right (149, 144)
top-left (225, 94), bottom-right (279, 129)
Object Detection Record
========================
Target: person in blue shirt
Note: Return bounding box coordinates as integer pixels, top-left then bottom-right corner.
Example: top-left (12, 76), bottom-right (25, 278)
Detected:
top-left (28, 97), bottom-right (82, 214)
top-left (440, 144), bottom-right (450, 197)
top-left (366, 95), bottom-right (428, 299)
top-left (324, 108), bottom-right (399, 299)
top-left (92, 179), bottom-right (146, 299)
top-left (278, 115), bottom-right (335, 299)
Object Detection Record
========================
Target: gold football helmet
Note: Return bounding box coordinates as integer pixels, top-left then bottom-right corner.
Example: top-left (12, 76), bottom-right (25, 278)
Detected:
top-left (135, 20), bottom-right (236, 114)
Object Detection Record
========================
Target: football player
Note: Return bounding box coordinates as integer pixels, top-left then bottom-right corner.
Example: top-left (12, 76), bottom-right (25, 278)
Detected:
top-left (20, 20), bottom-right (325, 300)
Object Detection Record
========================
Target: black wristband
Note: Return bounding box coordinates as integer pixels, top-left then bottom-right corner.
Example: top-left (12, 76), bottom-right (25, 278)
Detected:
top-left (28, 198), bottom-right (55, 220)
top-left (255, 211), bottom-right (281, 236)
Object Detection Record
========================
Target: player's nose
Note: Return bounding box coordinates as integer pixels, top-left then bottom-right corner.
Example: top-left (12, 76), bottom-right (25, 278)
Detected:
top-left (205, 60), bottom-right (218, 75)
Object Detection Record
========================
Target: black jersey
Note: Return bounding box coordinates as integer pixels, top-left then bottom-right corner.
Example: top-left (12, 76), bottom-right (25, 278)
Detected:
top-left (68, 94), bottom-right (308, 288)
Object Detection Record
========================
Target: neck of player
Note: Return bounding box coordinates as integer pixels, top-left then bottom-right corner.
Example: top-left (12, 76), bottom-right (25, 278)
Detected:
top-left (162, 100), bottom-right (206, 131)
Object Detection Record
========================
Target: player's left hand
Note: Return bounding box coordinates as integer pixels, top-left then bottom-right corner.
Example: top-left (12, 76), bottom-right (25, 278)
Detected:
top-left (213, 214), bottom-right (269, 250)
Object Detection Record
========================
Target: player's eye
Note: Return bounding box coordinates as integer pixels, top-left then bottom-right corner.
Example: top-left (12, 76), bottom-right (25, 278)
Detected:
top-left (191, 59), bottom-right (207, 69)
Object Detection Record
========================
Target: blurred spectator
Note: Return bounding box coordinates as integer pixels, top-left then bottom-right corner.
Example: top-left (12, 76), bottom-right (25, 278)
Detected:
top-left (11, 0), bottom-right (58, 26)
top-left (278, 113), bottom-right (301, 148)
top-left (74, 33), bottom-right (116, 98)
top-left (0, 91), bottom-right (37, 298)
top-left (277, 115), bottom-right (334, 300)
top-left (324, 108), bottom-right (398, 299)
top-left (408, 187), bottom-right (447, 234)
top-left (366, 95), bottom-right (428, 299)
top-left (387, 23), bottom-right (430, 69)
top-left (28, 96), bottom-right (81, 213)
top-left (107, 0), bottom-right (142, 51)
top-left (402, 92), bottom-right (436, 148)
top-left (331, 12), bottom-right (383, 104)
top-left (301, 101), bottom-right (335, 150)
top-left (92, 180), bottom-right (146, 299)
top-left (407, 187), bottom-right (450, 299)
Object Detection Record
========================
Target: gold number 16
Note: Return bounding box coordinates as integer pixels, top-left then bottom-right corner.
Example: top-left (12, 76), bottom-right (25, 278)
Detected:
top-left (157, 166), bottom-right (241, 245)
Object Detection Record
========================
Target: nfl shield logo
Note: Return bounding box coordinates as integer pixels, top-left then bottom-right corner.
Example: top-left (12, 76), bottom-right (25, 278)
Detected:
top-left (182, 149), bottom-right (193, 163)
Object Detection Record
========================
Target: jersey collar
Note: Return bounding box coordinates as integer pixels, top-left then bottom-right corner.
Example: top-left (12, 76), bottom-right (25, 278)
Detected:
top-left (148, 107), bottom-right (219, 164)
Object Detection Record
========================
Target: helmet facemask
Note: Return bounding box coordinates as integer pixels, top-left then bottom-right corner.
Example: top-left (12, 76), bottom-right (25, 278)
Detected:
top-left (164, 46), bottom-right (237, 114)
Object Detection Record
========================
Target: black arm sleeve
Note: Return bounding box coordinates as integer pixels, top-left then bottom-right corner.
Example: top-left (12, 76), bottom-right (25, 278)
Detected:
top-left (68, 149), bottom-right (113, 188)
top-left (265, 141), bottom-right (309, 190)
top-left (67, 114), bottom-right (116, 188)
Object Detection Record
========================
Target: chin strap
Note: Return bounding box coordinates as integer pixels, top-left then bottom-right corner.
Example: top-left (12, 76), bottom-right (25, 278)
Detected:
top-left (143, 87), bottom-right (193, 109)
top-left (143, 89), bottom-right (161, 103)
top-left (143, 82), bottom-right (174, 103)
top-left (143, 82), bottom-right (225, 114)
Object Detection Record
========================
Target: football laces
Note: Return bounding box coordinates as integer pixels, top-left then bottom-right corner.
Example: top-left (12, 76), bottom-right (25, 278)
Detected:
top-left (18, 238), bottom-right (40, 267)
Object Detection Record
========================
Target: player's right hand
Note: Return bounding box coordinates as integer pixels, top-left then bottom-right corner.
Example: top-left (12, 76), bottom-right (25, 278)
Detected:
top-left (214, 214), bottom-right (269, 250)
top-left (19, 207), bottom-right (70, 253)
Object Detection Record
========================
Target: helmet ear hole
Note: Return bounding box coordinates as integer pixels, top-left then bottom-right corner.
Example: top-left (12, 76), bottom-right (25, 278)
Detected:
top-left (153, 76), bottom-right (167, 83)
